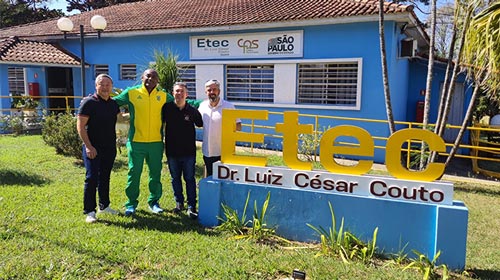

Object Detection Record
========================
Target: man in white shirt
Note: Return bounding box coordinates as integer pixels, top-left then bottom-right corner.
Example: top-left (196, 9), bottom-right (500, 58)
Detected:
top-left (198, 79), bottom-right (242, 177)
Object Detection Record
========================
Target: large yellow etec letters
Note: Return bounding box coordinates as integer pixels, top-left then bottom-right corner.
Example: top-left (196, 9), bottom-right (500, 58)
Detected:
top-left (275, 112), bottom-right (314, 170)
top-left (221, 109), bottom-right (446, 182)
top-left (385, 129), bottom-right (445, 181)
top-left (320, 125), bottom-right (374, 175)
top-left (221, 109), bottom-right (267, 166)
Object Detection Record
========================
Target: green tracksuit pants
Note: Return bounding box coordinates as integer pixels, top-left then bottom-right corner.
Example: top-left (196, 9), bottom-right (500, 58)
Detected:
top-left (125, 141), bottom-right (163, 208)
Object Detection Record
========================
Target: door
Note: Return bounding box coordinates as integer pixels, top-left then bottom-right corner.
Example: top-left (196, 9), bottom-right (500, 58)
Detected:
top-left (442, 83), bottom-right (465, 143)
top-left (46, 67), bottom-right (73, 113)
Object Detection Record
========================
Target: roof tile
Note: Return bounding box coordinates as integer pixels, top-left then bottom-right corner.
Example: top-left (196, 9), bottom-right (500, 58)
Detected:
top-left (0, 36), bottom-right (81, 65)
top-left (0, 0), bottom-right (413, 39)
top-left (0, 0), bottom-right (417, 65)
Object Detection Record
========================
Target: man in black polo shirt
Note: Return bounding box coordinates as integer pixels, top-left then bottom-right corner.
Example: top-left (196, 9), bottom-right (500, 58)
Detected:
top-left (162, 82), bottom-right (203, 219)
top-left (77, 74), bottom-right (121, 223)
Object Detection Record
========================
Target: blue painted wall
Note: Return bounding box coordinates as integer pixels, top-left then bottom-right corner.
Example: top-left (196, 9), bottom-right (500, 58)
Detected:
top-left (0, 65), bottom-right (9, 110)
top-left (51, 21), bottom-right (438, 163)
top-left (54, 22), bottom-right (410, 119)
top-left (407, 60), bottom-right (471, 123)
top-left (199, 178), bottom-right (469, 269)
top-left (2, 19), bottom-right (466, 161)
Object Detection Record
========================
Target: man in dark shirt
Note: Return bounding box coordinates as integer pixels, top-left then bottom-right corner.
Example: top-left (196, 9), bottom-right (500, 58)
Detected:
top-left (77, 74), bottom-right (120, 223)
top-left (162, 82), bottom-right (203, 219)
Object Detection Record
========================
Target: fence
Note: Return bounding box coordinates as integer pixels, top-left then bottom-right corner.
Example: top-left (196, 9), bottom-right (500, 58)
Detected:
top-left (1, 95), bottom-right (499, 178)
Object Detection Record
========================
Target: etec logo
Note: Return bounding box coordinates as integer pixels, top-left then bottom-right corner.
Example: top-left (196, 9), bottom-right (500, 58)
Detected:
top-left (197, 38), bottom-right (229, 48)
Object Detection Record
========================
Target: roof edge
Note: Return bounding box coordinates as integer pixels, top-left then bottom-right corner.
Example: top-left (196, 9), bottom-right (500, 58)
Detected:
top-left (100, 13), bottom-right (416, 38)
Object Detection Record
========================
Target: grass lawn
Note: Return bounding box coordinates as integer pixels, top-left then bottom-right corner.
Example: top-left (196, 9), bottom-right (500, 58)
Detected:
top-left (1, 135), bottom-right (499, 279)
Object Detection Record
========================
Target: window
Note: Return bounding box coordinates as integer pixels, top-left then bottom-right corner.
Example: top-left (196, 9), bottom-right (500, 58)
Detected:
top-left (95, 64), bottom-right (109, 77)
top-left (226, 65), bottom-right (274, 103)
top-left (177, 65), bottom-right (196, 99)
top-left (120, 64), bottom-right (137, 80)
top-left (298, 62), bottom-right (360, 106)
top-left (8, 67), bottom-right (25, 96)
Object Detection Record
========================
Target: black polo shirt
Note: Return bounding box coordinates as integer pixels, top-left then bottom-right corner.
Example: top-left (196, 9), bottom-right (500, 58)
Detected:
top-left (78, 93), bottom-right (120, 148)
top-left (162, 101), bottom-right (203, 157)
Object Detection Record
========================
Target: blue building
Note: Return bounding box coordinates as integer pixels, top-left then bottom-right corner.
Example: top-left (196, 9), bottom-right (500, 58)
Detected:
top-left (0, 0), bottom-right (471, 162)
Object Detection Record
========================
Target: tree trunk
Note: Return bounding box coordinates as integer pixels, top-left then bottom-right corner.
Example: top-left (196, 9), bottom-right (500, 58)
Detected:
top-left (437, 9), bottom-right (472, 137)
top-left (378, 0), bottom-right (396, 135)
top-left (420, 0), bottom-right (437, 169)
top-left (429, 8), bottom-right (472, 164)
top-left (434, 26), bottom-right (457, 134)
top-left (444, 85), bottom-right (480, 167)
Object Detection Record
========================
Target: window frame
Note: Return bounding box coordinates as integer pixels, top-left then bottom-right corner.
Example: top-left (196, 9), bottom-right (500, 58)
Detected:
top-left (297, 60), bottom-right (362, 109)
top-left (8, 67), bottom-right (25, 96)
top-left (94, 64), bottom-right (109, 78)
top-left (225, 64), bottom-right (275, 103)
top-left (177, 64), bottom-right (196, 99)
top-left (179, 58), bottom-right (362, 110)
top-left (119, 64), bottom-right (137, 80)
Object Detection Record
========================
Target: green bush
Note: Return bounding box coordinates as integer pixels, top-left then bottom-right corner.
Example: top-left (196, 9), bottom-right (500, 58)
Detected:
top-left (0, 114), bottom-right (24, 135)
top-left (151, 49), bottom-right (178, 93)
top-left (42, 113), bottom-right (82, 160)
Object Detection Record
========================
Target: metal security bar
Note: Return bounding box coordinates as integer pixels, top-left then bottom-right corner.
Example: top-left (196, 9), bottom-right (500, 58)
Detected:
top-left (226, 65), bottom-right (274, 103)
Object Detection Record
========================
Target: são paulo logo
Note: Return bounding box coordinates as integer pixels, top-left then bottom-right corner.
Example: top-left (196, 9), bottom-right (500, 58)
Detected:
top-left (268, 34), bottom-right (295, 53)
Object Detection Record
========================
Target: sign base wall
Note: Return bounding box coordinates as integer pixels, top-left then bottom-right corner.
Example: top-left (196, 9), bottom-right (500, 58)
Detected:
top-left (199, 178), bottom-right (468, 270)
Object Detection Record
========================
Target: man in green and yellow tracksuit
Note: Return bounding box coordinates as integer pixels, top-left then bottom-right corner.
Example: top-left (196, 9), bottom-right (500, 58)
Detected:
top-left (114, 69), bottom-right (200, 216)
top-left (113, 69), bottom-right (165, 215)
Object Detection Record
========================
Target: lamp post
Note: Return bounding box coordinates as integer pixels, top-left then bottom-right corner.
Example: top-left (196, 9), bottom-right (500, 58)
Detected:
top-left (57, 15), bottom-right (107, 97)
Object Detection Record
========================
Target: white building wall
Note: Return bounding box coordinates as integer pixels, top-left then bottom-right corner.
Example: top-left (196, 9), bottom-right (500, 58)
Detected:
top-left (274, 63), bottom-right (296, 104)
top-left (195, 64), bottom-right (224, 99)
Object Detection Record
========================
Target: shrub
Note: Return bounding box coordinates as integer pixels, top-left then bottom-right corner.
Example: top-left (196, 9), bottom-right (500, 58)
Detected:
top-left (42, 113), bottom-right (82, 160)
top-left (403, 250), bottom-right (450, 280)
top-left (0, 114), bottom-right (24, 135)
top-left (0, 110), bottom-right (44, 136)
top-left (216, 192), bottom-right (289, 245)
top-left (307, 202), bottom-right (378, 264)
top-left (151, 49), bottom-right (178, 93)
top-left (298, 126), bottom-right (330, 162)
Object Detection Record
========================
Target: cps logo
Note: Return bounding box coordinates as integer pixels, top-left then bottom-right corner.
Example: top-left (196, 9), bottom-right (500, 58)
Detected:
top-left (237, 39), bottom-right (259, 53)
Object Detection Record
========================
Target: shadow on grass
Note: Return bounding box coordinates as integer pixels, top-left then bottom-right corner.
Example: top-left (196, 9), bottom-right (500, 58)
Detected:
top-left (454, 184), bottom-right (500, 197)
top-left (195, 164), bottom-right (204, 178)
top-left (467, 268), bottom-right (500, 280)
top-left (103, 210), bottom-right (221, 237)
top-left (112, 157), bottom-right (129, 171)
top-left (0, 169), bottom-right (48, 186)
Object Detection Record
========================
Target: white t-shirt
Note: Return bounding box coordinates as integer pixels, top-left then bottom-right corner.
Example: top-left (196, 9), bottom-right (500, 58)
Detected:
top-left (198, 98), bottom-right (240, 157)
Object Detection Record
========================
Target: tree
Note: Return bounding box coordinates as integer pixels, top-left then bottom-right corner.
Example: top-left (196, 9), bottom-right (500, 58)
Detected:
top-left (445, 1), bottom-right (500, 165)
top-left (434, 3), bottom-right (456, 57)
top-left (377, 0), bottom-right (431, 135)
top-left (0, 0), bottom-right (63, 28)
top-left (428, 2), bottom-right (471, 165)
top-left (66, 0), bottom-right (144, 13)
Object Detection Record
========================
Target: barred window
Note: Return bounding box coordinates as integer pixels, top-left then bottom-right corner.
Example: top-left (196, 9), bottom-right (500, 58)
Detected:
top-left (177, 65), bottom-right (196, 99)
top-left (95, 64), bottom-right (109, 77)
top-left (298, 62), bottom-right (359, 106)
top-left (226, 65), bottom-right (274, 103)
top-left (8, 67), bottom-right (25, 96)
top-left (120, 64), bottom-right (137, 80)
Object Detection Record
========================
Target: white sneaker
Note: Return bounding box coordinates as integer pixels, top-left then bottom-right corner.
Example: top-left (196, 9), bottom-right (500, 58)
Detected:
top-left (98, 206), bottom-right (119, 215)
top-left (86, 211), bottom-right (97, 223)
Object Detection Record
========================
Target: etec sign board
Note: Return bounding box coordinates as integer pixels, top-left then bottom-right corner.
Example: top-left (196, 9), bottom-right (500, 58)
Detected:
top-left (190, 31), bottom-right (304, 59)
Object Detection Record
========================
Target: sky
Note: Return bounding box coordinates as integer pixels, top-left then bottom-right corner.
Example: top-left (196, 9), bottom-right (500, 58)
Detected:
top-left (45, 0), bottom-right (79, 15)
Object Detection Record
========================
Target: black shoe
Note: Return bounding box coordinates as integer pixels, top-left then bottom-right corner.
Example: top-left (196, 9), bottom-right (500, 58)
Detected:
top-left (187, 206), bottom-right (198, 219)
top-left (173, 202), bottom-right (184, 214)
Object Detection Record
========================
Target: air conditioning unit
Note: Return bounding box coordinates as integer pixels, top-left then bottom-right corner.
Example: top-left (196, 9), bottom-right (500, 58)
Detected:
top-left (400, 38), bottom-right (417, 58)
